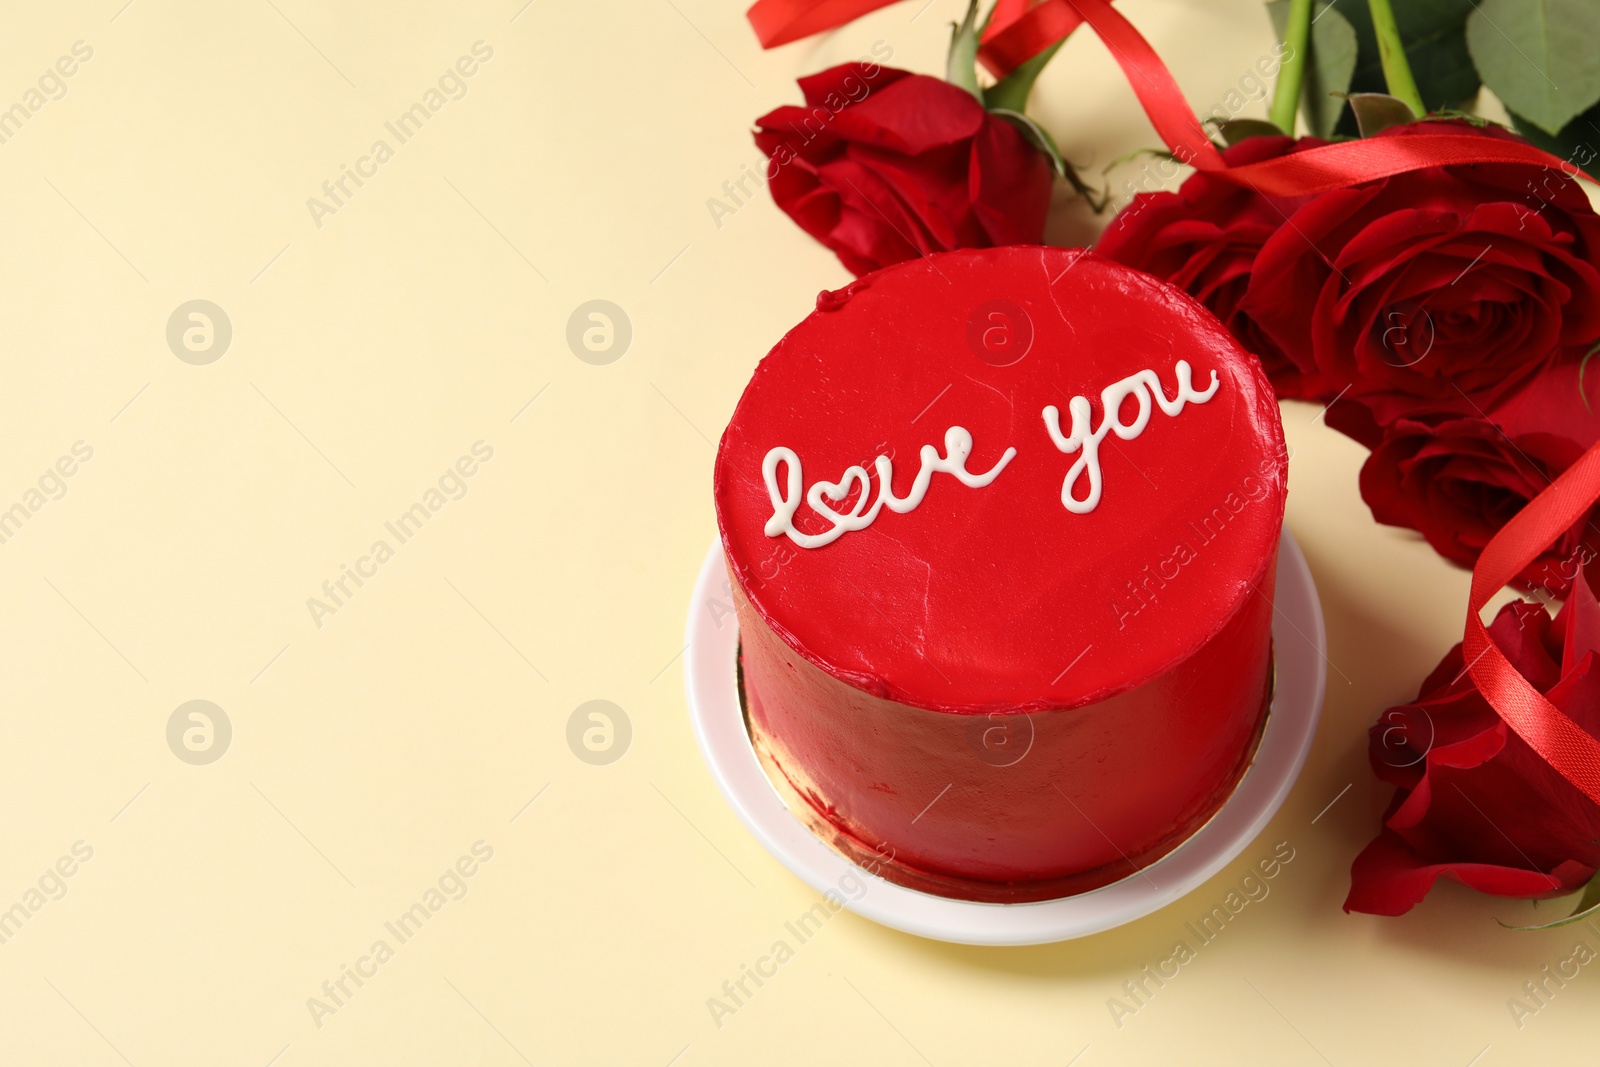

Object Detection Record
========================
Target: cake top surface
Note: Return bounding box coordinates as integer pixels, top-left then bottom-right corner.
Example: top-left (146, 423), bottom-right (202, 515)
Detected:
top-left (714, 246), bottom-right (1287, 712)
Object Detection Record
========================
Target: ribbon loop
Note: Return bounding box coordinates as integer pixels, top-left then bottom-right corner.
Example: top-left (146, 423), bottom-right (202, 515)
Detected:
top-left (1464, 442), bottom-right (1600, 807)
top-left (1059, 0), bottom-right (1225, 171)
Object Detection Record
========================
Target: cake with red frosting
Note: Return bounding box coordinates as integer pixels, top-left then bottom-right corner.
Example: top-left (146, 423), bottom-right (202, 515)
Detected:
top-left (714, 245), bottom-right (1287, 903)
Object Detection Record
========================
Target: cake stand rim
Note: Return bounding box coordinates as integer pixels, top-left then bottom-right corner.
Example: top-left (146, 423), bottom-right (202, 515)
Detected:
top-left (683, 528), bottom-right (1326, 946)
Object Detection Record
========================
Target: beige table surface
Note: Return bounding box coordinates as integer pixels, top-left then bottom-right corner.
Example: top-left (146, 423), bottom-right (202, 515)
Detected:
top-left (0, 0), bottom-right (1593, 1063)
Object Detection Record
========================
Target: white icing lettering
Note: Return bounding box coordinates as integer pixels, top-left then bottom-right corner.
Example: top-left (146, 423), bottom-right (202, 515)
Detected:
top-left (1042, 361), bottom-right (1219, 514)
top-left (763, 427), bottom-right (1015, 549)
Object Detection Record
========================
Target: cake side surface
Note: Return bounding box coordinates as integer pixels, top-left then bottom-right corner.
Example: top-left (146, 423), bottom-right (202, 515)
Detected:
top-left (735, 559), bottom-right (1276, 900)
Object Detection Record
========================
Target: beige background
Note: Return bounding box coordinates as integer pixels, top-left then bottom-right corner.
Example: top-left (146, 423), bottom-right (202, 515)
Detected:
top-left (0, 0), bottom-right (1593, 1063)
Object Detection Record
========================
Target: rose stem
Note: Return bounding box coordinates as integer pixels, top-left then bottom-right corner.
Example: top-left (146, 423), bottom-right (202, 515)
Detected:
top-left (1364, 0), bottom-right (1425, 116)
top-left (1268, 0), bottom-right (1312, 135)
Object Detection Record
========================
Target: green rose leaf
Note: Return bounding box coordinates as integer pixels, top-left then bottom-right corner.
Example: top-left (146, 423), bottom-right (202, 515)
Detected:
top-left (991, 108), bottom-right (1108, 210)
top-left (984, 40), bottom-right (1063, 114)
top-left (1500, 869), bottom-right (1600, 931)
top-left (1337, 0), bottom-right (1479, 134)
top-left (1509, 100), bottom-right (1600, 179)
top-left (990, 108), bottom-right (1067, 177)
top-left (1212, 117), bottom-right (1288, 145)
top-left (1348, 91), bottom-right (1417, 136)
top-left (1268, 0), bottom-right (1359, 138)
top-left (1466, 0), bottom-right (1600, 136)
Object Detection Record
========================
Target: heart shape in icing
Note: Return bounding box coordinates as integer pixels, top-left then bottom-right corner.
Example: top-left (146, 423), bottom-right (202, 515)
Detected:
top-left (806, 465), bottom-right (874, 526)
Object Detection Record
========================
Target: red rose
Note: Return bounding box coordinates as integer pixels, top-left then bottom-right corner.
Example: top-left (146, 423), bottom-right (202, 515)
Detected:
top-left (1329, 361), bottom-right (1600, 592)
top-left (1345, 580), bottom-right (1600, 916)
top-left (1096, 135), bottom-right (1330, 400)
top-left (1246, 121), bottom-right (1600, 407)
top-left (753, 64), bottom-right (1053, 276)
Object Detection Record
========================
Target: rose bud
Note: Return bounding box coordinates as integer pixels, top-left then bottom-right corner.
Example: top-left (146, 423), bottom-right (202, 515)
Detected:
top-left (753, 63), bottom-right (1054, 277)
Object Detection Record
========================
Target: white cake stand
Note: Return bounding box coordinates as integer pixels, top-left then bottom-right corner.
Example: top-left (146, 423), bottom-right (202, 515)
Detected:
top-left (683, 530), bottom-right (1326, 946)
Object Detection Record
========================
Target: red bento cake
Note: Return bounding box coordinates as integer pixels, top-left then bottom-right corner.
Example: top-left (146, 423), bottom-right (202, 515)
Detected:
top-left (713, 245), bottom-right (1287, 903)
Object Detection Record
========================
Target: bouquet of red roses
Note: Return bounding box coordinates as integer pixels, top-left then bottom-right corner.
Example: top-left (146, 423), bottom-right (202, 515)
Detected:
top-left (1100, 118), bottom-right (1600, 598)
top-left (1074, 2), bottom-right (1600, 920)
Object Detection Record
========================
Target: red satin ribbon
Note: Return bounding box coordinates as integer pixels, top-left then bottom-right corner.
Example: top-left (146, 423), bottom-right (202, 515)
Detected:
top-left (745, 0), bottom-right (1591, 197)
top-left (748, 0), bottom-right (904, 47)
top-left (746, 0), bottom-right (1081, 73)
top-left (1465, 442), bottom-right (1600, 807)
top-left (1055, 0), bottom-right (1223, 170)
top-left (746, 0), bottom-right (1600, 802)
top-left (978, 0), bottom-right (1085, 78)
